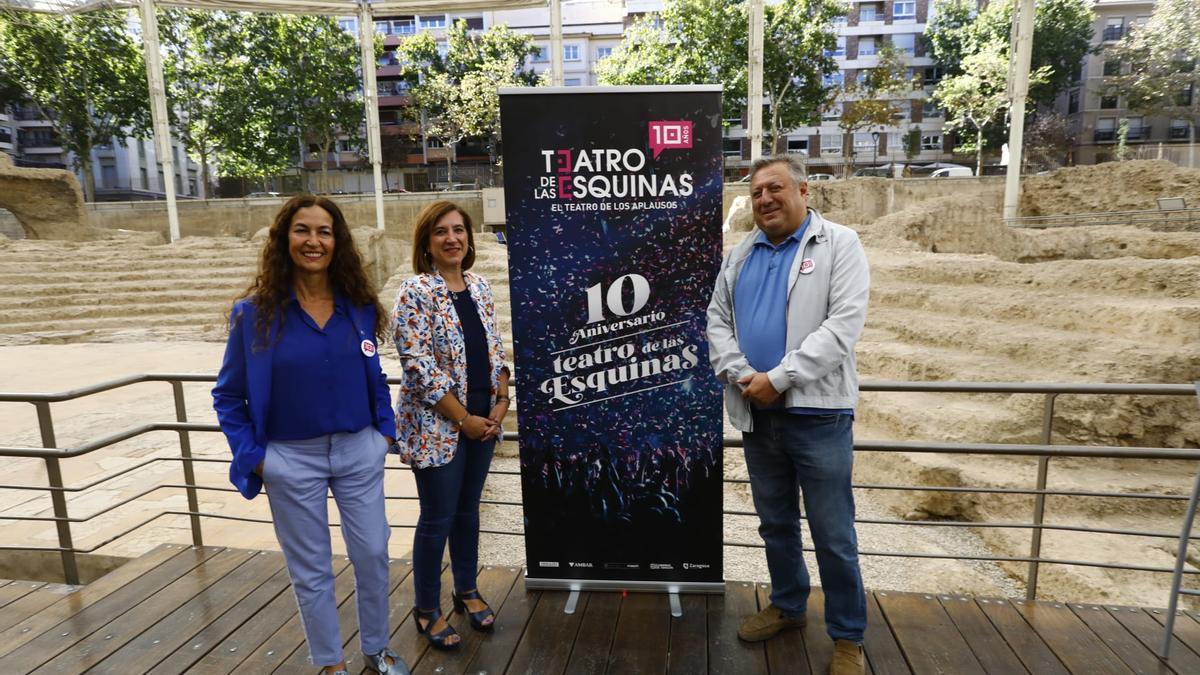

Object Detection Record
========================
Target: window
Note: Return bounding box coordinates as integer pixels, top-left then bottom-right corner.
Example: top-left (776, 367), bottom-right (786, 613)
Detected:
top-left (378, 51), bottom-right (399, 67)
top-left (0, 127), bottom-right (10, 144)
top-left (436, 43), bottom-right (449, 58)
top-left (531, 46), bottom-right (549, 63)
top-left (1103, 17), bottom-right (1124, 42)
top-left (418, 14), bottom-right (446, 29)
top-left (823, 102), bottom-right (843, 121)
top-left (832, 14), bottom-right (848, 26)
top-left (1100, 95), bottom-right (1119, 109)
top-left (564, 78), bottom-right (582, 86)
top-left (1095, 117), bottom-right (1116, 142)
top-left (596, 46), bottom-right (613, 60)
top-left (1124, 116), bottom-right (1146, 140)
top-left (821, 133), bottom-right (842, 153)
top-left (426, 138), bottom-right (444, 148)
top-left (374, 20), bottom-right (392, 35)
top-left (1067, 90), bottom-right (1080, 115)
top-left (922, 100), bottom-right (942, 118)
top-left (853, 132), bottom-right (876, 150)
top-left (823, 71), bottom-right (844, 87)
top-left (787, 138), bottom-right (808, 155)
top-left (923, 66), bottom-right (943, 88)
top-left (1103, 60), bottom-right (1121, 77)
top-left (892, 34), bottom-right (916, 55)
top-left (564, 44), bottom-right (580, 61)
top-left (392, 18), bottom-right (415, 35)
top-left (338, 18), bottom-right (357, 34)
top-left (462, 17), bottom-right (484, 30)
top-left (100, 161), bottom-right (117, 187)
top-left (1169, 119), bottom-right (1190, 140)
top-left (723, 138), bottom-right (742, 157)
top-left (859, 4), bottom-right (881, 22)
top-left (723, 114), bottom-right (742, 128)
top-left (858, 37), bottom-right (876, 57)
top-left (893, 1), bottom-right (916, 21)
top-left (856, 69), bottom-right (870, 85)
top-left (921, 133), bottom-right (941, 151)
top-left (139, 167), bottom-right (148, 188)
top-left (828, 37), bottom-right (845, 58)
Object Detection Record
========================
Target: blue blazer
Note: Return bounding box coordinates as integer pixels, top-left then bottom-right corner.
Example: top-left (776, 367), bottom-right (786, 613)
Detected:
top-left (212, 297), bottom-right (397, 499)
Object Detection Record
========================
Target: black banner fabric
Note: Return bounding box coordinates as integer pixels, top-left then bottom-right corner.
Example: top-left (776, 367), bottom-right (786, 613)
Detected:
top-left (501, 87), bottom-right (725, 586)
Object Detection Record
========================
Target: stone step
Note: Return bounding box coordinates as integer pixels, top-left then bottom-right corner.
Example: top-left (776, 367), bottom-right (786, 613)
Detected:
top-left (858, 330), bottom-right (1055, 383)
top-left (868, 250), bottom-right (1200, 300)
top-left (866, 306), bottom-right (1200, 383)
top-left (870, 281), bottom-right (1200, 346)
top-left (0, 300), bottom-right (232, 328)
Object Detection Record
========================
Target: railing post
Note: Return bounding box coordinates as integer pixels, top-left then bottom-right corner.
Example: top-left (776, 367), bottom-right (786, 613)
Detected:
top-left (1026, 393), bottom-right (1057, 601)
top-left (171, 380), bottom-right (204, 547)
top-left (35, 402), bottom-right (79, 585)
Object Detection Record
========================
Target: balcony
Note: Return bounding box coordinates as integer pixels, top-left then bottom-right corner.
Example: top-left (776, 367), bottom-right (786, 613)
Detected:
top-left (1125, 126), bottom-right (1150, 141)
top-left (378, 94), bottom-right (412, 108)
top-left (1169, 126), bottom-right (1191, 141)
top-left (1093, 130), bottom-right (1117, 142)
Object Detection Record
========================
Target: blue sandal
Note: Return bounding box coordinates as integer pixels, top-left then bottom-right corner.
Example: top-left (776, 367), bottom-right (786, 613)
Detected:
top-left (413, 607), bottom-right (459, 650)
top-left (452, 589), bottom-right (496, 631)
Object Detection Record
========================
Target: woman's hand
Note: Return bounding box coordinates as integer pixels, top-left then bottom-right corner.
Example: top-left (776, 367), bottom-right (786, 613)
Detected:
top-left (486, 400), bottom-right (509, 439)
top-left (461, 415), bottom-right (498, 441)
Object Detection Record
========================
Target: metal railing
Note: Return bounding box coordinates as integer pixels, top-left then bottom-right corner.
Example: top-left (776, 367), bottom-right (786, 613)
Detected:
top-left (0, 375), bottom-right (1197, 604)
top-left (1005, 207), bottom-right (1200, 230)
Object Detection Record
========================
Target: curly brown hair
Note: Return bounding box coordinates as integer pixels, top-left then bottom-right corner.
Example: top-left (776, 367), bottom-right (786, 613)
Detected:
top-left (235, 194), bottom-right (386, 348)
top-left (411, 200), bottom-right (476, 274)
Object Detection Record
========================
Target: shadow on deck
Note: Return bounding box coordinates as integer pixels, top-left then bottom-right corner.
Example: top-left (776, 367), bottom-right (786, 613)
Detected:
top-left (0, 544), bottom-right (1197, 674)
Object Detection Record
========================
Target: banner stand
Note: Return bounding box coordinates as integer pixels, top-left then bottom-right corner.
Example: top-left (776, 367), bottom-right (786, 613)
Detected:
top-left (500, 86), bottom-right (727, 607)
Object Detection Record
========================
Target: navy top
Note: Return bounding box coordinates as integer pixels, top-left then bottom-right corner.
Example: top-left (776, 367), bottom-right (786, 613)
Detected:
top-left (452, 288), bottom-right (491, 394)
top-left (734, 216), bottom-right (852, 416)
top-left (266, 295), bottom-right (373, 440)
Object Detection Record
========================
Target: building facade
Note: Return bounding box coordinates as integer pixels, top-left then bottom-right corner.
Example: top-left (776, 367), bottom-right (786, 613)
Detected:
top-left (1056, 0), bottom-right (1193, 167)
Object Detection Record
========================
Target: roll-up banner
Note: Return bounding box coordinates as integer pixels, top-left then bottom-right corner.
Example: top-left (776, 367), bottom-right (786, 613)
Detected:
top-left (500, 86), bottom-right (725, 592)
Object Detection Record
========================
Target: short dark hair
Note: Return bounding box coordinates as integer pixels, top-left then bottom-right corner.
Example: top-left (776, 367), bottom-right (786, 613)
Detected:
top-left (749, 154), bottom-right (807, 185)
top-left (411, 200), bottom-right (476, 274)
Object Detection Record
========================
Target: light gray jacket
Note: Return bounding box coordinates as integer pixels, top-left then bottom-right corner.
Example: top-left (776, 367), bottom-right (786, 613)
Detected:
top-left (706, 208), bottom-right (870, 432)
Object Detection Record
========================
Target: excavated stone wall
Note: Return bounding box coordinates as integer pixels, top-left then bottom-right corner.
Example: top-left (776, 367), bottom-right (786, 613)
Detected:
top-left (0, 153), bottom-right (95, 240)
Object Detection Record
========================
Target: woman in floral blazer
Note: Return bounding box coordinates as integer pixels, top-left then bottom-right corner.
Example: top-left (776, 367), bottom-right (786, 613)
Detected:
top-left (391, 200), bottom-right (510, 650)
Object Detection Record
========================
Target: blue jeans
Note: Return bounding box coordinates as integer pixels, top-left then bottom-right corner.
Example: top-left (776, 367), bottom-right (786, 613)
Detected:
top-left (742, 409), bottom-right (866, 642)
top-left (411, 391), bottom-right (496, 609)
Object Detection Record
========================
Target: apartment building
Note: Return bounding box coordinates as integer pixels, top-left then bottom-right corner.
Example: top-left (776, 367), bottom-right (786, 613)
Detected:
top-left (0, 102), bottom-right (203, 200)
top-left (1056, 0), bottom-right (1192, 166)
top-left (721, 0), bottom-right (955, 176)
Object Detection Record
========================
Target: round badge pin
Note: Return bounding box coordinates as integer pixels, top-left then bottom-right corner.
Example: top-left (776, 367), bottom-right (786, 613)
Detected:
top-left (360, 339), bottom-right (376, 357)
top-left (799, 258), bottom-right (815, 274)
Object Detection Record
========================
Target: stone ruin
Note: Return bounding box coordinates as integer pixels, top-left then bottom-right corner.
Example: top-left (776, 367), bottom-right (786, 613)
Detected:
top-left (0, 153), bottom-right (95, 240)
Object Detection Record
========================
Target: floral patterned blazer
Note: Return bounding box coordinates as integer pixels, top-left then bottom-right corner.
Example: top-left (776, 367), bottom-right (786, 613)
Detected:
top-left (391, 270), bottom-right (509, 468)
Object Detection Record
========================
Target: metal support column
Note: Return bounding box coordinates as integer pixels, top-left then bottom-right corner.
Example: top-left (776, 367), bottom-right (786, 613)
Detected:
top-left (171, 381), bottom-right (203, 547)
top-left (550, 0), bottom-right (564, 86)
top-left (36, 402), bottom-right (78, 585)
top-left (747, 0), bottom-right (764, 162)
top-left (359, 2), bottom-right (386, 230)
top-left (1002, 0), bottom-right (1035, 220)
top-left (138, 0), bottom-right (181, 242)
top-left (1026, 393), bottom-right (1056, 601)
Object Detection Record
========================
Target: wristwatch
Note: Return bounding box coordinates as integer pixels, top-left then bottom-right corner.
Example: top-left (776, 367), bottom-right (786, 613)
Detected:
top-left (453, 412), bottom-right (469, 429)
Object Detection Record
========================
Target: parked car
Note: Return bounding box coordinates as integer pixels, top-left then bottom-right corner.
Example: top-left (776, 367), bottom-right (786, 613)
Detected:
top-left (929, 166), bottom-right (974, 178)
top-left (440, 183), bottom-right (478, 191)
top-left (807, 173), bottom-right (836, 181)
top-left (245, 191), bottom-right (280, 198)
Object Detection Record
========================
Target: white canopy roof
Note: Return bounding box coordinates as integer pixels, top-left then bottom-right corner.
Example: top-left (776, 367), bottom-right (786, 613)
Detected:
top-left (5, 0), bottom-right (546, 17)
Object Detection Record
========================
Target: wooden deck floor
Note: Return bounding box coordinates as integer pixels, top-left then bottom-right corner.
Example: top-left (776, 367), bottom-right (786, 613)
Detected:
top-left (0, 544), bottom-right (1196, 674)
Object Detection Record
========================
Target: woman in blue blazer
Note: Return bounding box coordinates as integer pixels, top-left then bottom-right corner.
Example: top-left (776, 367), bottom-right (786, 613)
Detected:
top-left (213, 195), bottom-right (407, 675)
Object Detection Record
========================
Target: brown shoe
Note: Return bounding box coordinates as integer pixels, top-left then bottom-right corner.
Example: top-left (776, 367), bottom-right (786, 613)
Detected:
top-left (830, 639), bottom-right (864, 675)
top-left (737, 603), bottom-right (807, 642)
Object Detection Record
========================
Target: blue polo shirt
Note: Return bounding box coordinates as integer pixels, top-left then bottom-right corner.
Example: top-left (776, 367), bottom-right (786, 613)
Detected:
top-left (734, 216), bottom-right (852, 416)
top-left (266, 295), bottom-right (373, 441)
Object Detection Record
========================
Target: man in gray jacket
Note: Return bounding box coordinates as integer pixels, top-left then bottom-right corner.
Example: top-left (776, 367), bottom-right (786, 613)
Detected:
top-left (707, 154), bottom-right (869, 675)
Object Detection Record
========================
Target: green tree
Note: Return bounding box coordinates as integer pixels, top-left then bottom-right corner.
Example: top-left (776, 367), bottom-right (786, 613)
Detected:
top-left (598, 0), bottom-right (843, 148)
top-left (923, 0), bottom-right (976, 77)
top-left (933, 42), bottom-right (1049, 175)
top-left (925, 0), bottom-right (1093, 106)
top-left (835, 43), bottom-right (914, 175)
top-left (1106, 0), bottom-right (1200, 157)
top-left (0, 10), bottom-right (148, 200)
top-left (272, 15), bottom-right (371, 194)
top-left (160, 9), bottom-right (258, 198)
top-left (397, 20), bottom-right (538, 184)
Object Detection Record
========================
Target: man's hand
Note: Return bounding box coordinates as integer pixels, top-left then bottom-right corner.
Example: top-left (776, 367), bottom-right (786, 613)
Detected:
top-left (738, 372), bottom-right (781, 406)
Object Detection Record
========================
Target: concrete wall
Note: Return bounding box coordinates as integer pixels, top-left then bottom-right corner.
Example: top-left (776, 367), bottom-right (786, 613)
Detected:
top-left (723, 176), bottom-right (1005, 224)
top-left (85, 192), bottom-right (486, 241)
